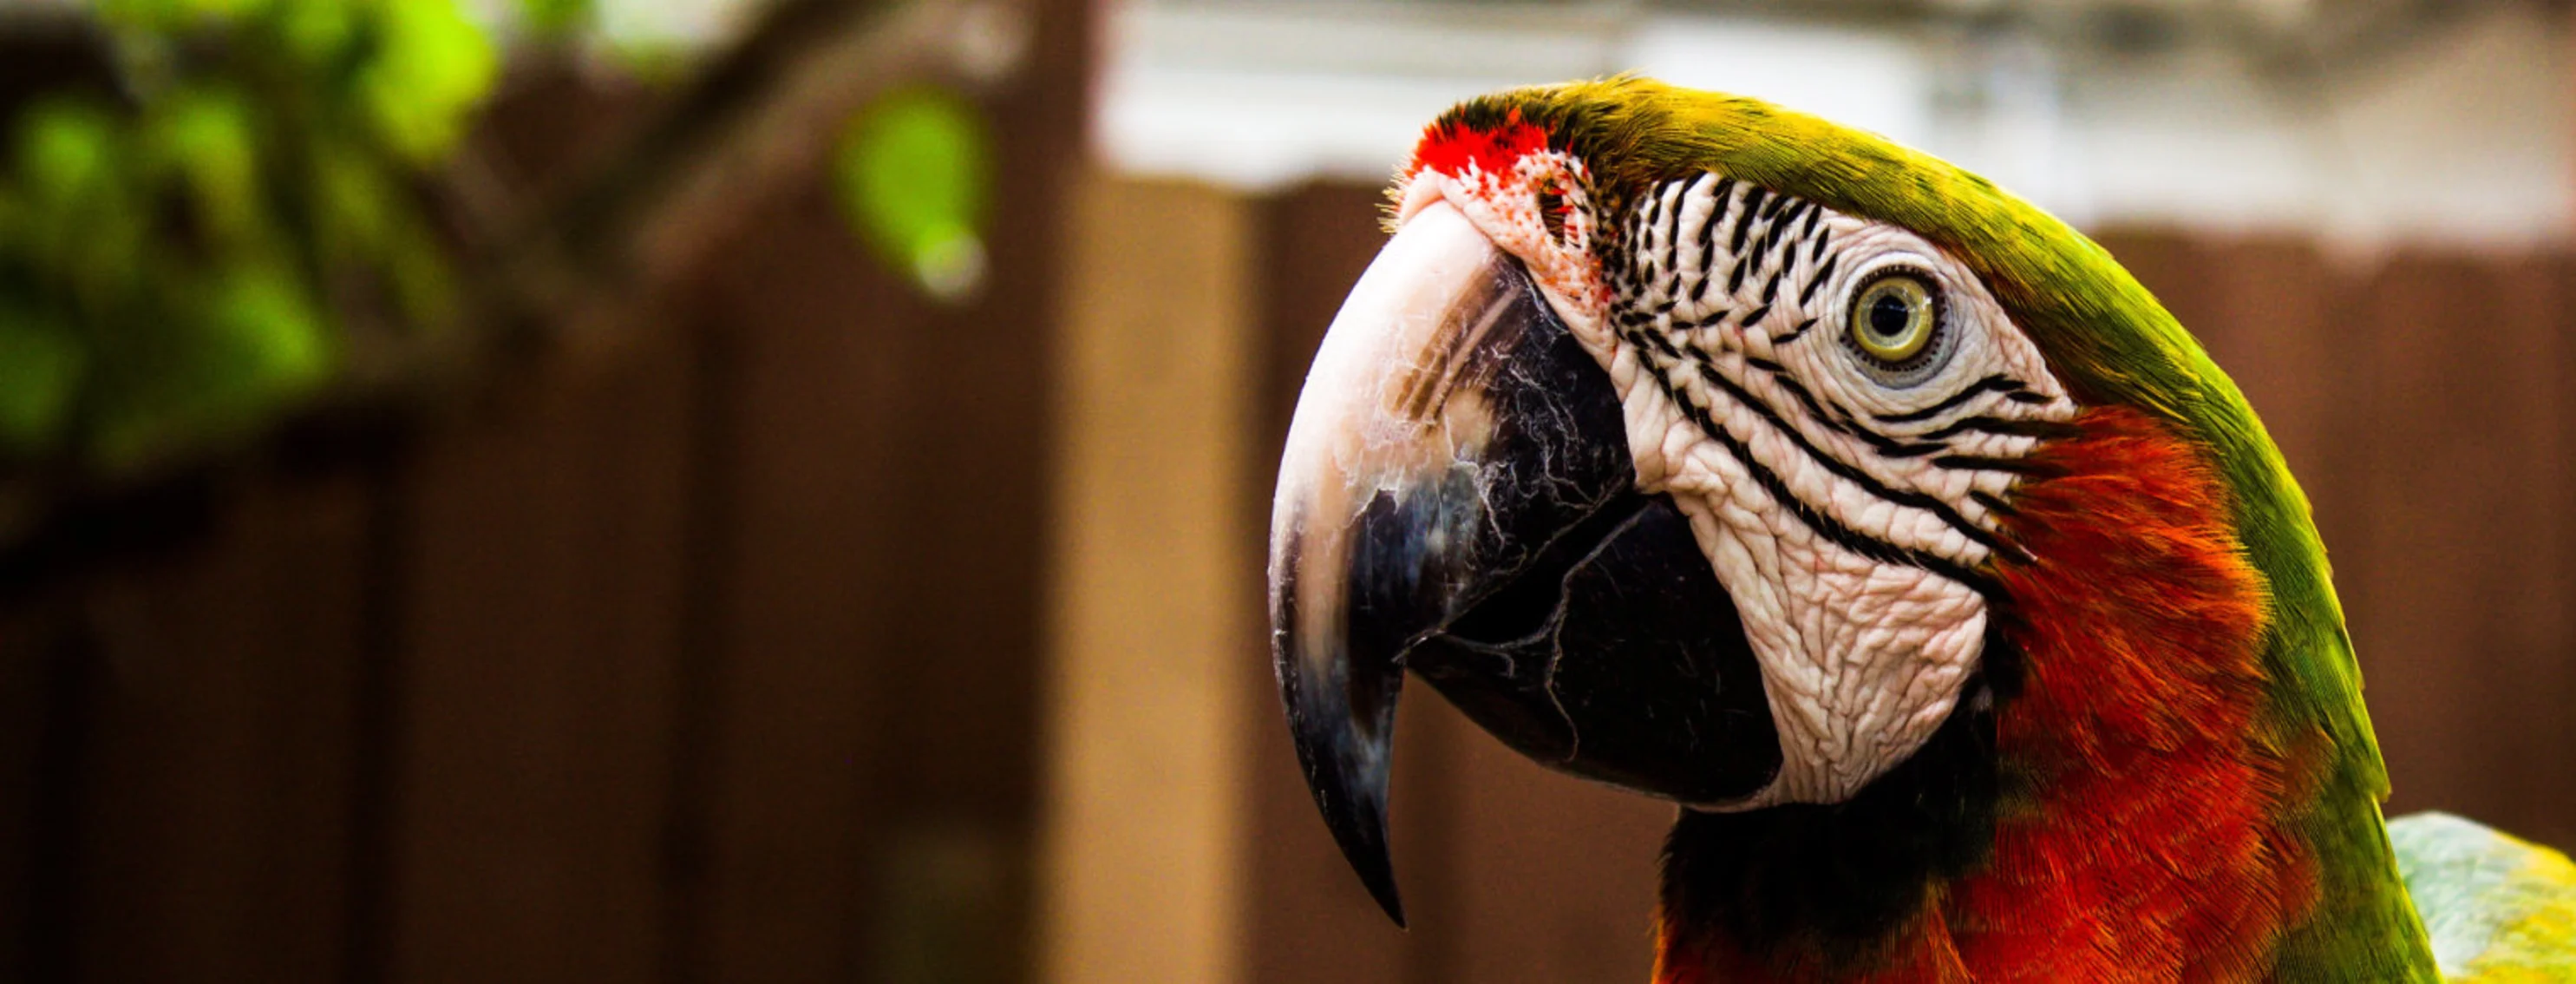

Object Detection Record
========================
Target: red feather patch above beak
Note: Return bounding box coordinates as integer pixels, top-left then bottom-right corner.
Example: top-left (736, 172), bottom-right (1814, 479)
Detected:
top-left (1409, 111), bottom-right (1552, 181)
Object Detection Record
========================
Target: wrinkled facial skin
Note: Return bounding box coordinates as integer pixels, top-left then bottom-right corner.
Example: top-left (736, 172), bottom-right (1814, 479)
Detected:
top-left (1406, 159), bottom-right (2079, 809)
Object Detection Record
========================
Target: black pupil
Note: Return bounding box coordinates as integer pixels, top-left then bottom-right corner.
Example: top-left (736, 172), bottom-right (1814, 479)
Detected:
top-left (1868, 292), bottom-right (1912, 340)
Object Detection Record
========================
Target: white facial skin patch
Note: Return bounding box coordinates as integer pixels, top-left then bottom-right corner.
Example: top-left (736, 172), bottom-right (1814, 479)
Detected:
top-left (1618, 174), bottom-right (2077, 808)
top-left (1409, 167), bottom-right (2081, 808)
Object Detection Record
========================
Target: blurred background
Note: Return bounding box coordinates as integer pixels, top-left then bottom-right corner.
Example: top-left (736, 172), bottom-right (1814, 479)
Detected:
top-left (0, 0), bottom-right (2570, 981)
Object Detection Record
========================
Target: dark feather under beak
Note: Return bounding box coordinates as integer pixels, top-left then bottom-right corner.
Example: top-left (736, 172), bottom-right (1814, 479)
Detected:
top-left (1267, 201), bottom-right (1781, 928)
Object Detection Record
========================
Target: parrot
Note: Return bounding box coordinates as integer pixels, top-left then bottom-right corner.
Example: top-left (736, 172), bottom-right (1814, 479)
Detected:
top-left (1264, 76), bottom-right (2576, 982)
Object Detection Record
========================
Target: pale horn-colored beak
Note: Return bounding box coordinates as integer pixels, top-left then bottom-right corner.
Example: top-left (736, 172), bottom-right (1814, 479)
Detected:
top-left (1270, 199), bottom-right (1534, 928)
top-left (1268, 199), bottom-right (1782, 928)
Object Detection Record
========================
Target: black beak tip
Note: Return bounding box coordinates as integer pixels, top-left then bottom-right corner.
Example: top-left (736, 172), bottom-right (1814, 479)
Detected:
top-left (1369, 870), bottom-right (1409, 929)
top-left (1287, 704), bottom-right (1410, 929)
top-left (1336, 815), bottom-right (1407, 928)
top-left (1277, 540), bottom-right (1414, 930)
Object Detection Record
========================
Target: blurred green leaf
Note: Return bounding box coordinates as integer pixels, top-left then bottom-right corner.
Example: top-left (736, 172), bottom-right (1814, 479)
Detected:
top-left (149, 87), bottom-right (266, 252)
top-left (311, 136), bottom-right (394, 259)
top-left (98, 0), bottom-right (268, 31)
top-left (13, 99), bottom-right (148, 321)
top-left (0, 304), bottom-right (85, 454)
top-left (207, 261), bottom-right (332, 395)
top-left (17, 101), bottom-right (118, 214)
top-left (0, 185), bottom-right (19, 252)
top-left (272, 0), bottom-right (361, 68)
top-left (519, 0), bottom-right (597, 37)
top-left (359, 0), bottom-right (500, 161)
top-left (837, 86), bottom-right (992, 301)
top-left (88, 262), bottom-right (330, 469)
top-left (0, 0), bottom-right (513, 471)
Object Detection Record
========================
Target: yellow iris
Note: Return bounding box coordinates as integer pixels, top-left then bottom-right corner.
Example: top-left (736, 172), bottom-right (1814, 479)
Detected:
top-left (1849, 274), bottom-right (1937, 363)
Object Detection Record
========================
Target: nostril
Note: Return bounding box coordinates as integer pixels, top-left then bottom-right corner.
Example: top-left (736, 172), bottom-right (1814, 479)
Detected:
top-left (1538, 187), bottom-right (1568, 243)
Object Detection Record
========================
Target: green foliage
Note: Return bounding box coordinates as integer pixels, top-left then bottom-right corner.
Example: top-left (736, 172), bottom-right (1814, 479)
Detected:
top-left (0, 301), bottom-right (83, 453)
top-left (356, 0), bottom-right (500, 161)
top-left (514, 0), bottom-right (597, 38)
top-left (836, 86), bottom-right (991, 302)
top-left (0, 0), bottom-right (497, 469)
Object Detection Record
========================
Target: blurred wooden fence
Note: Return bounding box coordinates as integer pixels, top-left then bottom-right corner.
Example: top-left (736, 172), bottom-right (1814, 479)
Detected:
top-left (6, 148), bottom-right (2575, 984)
top-left (0, 1), bottom-right (1092, 979)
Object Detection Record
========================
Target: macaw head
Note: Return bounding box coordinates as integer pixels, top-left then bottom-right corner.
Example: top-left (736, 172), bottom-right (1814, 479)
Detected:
top-left (1269, 78), bottom-right (2408, 976)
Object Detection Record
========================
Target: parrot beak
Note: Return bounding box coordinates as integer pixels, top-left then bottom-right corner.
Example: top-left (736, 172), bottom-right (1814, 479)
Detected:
top-left (1269, 201), bottom-right (1782, 928)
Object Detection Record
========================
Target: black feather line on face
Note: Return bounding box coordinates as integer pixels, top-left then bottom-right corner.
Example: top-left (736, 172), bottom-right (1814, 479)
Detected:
top-left (1744, 360), bottom-right (1942, 458)
top-left (1732, 186), bottom-right (1765, 253)
top-left (1873, 375), bottom-right (2029, 424)
top-left (1657, 180), bottom-right (1687, 282)
top-left (1930, 455), bottom-right (2064, 478)
top-left (1622, 335), bottom-right (2008, 592)
top-left (1777, 200), bottom-right (1812, 237)
top-left (1800, 254), bottom-right (1838, 307)
top-left (1673, 176), bottom-right (1717, 303)
top-left (1919, 417), bottom-right (2084, 442)
top-left (1697, 178), bottom-right (1729, 284)
top-left (1755, 205), bottom-right (1800, 270)
top-left (1628, 199), bottom-right (1657, 285)
top-left (1761, 191), bottom-right (1793, 221)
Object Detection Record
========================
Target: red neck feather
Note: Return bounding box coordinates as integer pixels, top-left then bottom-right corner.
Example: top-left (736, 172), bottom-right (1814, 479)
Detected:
top-left (1655, 406), bottom-right (2317, 983)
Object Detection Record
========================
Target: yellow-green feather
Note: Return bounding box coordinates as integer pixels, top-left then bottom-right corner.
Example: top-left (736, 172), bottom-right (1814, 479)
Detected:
top-left (2393, 812), bottom-right (2576, 981)
top-left (1444, 75), bottom-right (2438, 978)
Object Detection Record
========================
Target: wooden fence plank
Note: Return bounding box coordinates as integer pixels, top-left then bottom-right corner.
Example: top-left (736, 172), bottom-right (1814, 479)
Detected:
top-left (60, 473), bottom-right (374, 984)
top-left (0, 592), bottom-right (79, 983)
top-left (1038, 172), bottom-right (1258, 984)
top-left (1437, 715), bottom-right (1668, 984)
top-left (684, 6), bottom-right (1087, 980)
top-left (863, 5), bottom-right (1082, 960)
top-left (387, 322), bottom-right (697, 984)
top-left (689, 187), bottom-right (906, 984)
top-left (683, 4), bottom-right (1089, 974)
top-left (2477, 254), bottom-right (2576, 845)
top-left (2345, 252), bottom-right (2576, 844)
top-left (0, 599), bottom-right (36, 983)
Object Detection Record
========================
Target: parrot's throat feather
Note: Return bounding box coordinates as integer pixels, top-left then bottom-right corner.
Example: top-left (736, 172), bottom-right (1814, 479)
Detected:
top-left (1654, 406), bottom-right (2318, 983)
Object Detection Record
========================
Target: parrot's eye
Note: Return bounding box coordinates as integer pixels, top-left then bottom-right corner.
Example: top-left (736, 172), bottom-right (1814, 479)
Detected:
top-left (1844, 270), bottom-right (1951, 386)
